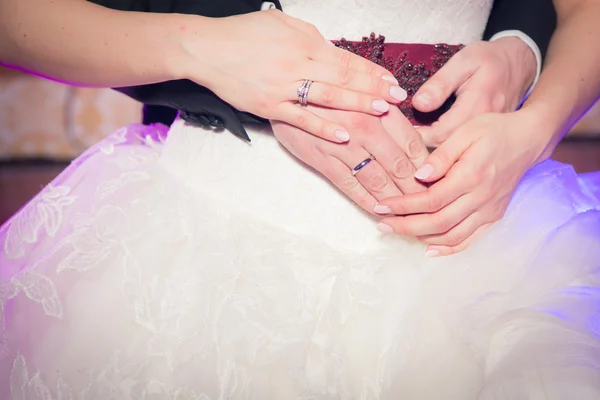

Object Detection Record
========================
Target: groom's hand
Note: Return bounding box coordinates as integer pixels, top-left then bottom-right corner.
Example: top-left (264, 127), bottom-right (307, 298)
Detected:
top-left (412, 37), bottom-right (537, 147)
top-left (272, 107), bottom-right (428, 213)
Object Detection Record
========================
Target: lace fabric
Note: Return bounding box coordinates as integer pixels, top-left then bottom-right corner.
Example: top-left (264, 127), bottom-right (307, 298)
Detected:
top-left (280, 0), bottom-right (493, 44)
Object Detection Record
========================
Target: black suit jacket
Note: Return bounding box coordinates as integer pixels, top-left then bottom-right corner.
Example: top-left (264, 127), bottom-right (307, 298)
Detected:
top-left (90, 0), bottom-right (556, 141)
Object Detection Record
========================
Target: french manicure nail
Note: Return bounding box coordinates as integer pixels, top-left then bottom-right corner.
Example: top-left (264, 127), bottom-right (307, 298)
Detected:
top-left (382, 75), bottom-right (399, 84)
top-left (414, 164), bottom-right (434, 180)
top-left (376, 223), bottom-right (393, 234)
top-left (374, 204), bottom-right (391, 214)
top-left (425, 249), bottom-right (440, 258)
top-left (372, 100), bottom-right (390, 113)
top-left (335, 130), bottom-right (350, 142)
top-left (390, 86), bottom-right (407, 102)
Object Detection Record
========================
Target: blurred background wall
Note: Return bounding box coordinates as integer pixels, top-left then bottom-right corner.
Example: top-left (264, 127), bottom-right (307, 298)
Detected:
top-left (0, 66), bottom-right (141, 160)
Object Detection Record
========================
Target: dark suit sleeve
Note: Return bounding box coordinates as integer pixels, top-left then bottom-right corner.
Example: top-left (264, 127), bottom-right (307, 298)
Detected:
top-left (88, 0), bottom-right (283, 141)
top-left (483, 0), bottom-right (556, 62)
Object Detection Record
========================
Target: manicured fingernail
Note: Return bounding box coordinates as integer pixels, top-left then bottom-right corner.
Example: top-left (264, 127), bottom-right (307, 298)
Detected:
top-left (382, 75), bottom-right (399, 84)
top-left (335, 130), bottom-right (350, 142)
top-left (374, 204), bottom-right (391, 214)
top-left (372, 100), bottom-right (390, 113)
top-left (425, 249), bottom-right (440, 258)
top-left (414, 164), bottom-right (434, 180)
top-left (390, 86), bottom-right (407, 102)
top-left (415, 92), bottom-right (432, 106)
top-left (376, 223), bottom-right (393, 233)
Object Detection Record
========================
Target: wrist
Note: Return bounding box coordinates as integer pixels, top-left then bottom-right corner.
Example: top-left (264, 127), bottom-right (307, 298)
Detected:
top-left (168, 14), bottom-right (221, 86)
top-left (515, 106), bottom-right (564, 164)
top-left (495, 36), bottom-right (537, 98)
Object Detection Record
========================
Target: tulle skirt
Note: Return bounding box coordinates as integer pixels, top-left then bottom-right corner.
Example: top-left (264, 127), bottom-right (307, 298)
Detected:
top-left (1, 120), bottom-right (600, 399)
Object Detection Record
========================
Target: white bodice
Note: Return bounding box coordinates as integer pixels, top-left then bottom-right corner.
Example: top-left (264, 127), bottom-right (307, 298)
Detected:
top-left (281, 0), bottom-right (494, 44)
top-left (161, 1), bottom-right (495, 251)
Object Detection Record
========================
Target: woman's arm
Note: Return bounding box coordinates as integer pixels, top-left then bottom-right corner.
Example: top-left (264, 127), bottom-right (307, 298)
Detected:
top-left (0, 0), bottom-right (408, 142)
top-left (522, 0), bottom-right (600, 161)
top-left (0, 0), bottom-right (193, 87)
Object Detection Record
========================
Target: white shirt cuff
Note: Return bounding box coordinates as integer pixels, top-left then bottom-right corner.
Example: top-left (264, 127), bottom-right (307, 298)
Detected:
top-left (261, 2), bottom-right (277, 10)
top-left (489, 30), bottom-right (542, 104)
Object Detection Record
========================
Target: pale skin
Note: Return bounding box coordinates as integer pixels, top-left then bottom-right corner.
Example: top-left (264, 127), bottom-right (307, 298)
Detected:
top-left (0, 0), bottom-right (407, 142)
top-left (376, 0), bottom-right (600, 257)
top-left (272, 36), bottom-right (539, 215)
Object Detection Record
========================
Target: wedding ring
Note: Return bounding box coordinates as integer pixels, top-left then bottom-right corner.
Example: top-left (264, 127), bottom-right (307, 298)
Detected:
top-left (297, 79), bottom-right (313, 106)
top-left (352, 155), bottom-right (375, 176)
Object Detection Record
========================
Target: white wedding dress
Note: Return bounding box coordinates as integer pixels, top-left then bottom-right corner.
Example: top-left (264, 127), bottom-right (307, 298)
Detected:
top-left (2, 1), bottom-right (600, 399)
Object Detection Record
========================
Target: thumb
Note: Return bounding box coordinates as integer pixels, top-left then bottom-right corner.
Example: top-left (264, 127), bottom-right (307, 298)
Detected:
top-left (413, 132), bottom-right (467, 182)
top-left (412, 54), bottom-right (473, 113)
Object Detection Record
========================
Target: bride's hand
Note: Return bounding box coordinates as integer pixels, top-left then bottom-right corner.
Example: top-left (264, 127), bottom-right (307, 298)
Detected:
top-left (374, 111), bottom-right (547, 256)
top-left (272, 106), bottom-right (428, 213)
top-left (177, 10), bottom-right (407, 143)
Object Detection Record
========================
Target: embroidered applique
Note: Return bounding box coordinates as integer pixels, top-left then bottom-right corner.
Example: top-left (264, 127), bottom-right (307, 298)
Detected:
top-left (334, 33), bottom-right (463, 124)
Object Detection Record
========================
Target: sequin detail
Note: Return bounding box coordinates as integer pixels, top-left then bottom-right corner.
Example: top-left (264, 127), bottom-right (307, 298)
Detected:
top-left (334, 33), bottom-right (464, 123)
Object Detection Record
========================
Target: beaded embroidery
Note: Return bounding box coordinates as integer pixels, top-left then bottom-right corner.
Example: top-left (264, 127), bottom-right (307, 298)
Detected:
top-left (334, 33), bottom-right (464, 123)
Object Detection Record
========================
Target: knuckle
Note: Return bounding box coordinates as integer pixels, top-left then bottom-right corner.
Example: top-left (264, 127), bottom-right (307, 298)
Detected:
top-left (391, 157), bottom-right (414, 180)
top-left (370, 74), bottom-right (386, 93)
top-left (348, 113), bottom-right (371, 131)
top-left (444, 230), bottom-right (465, 246)
top-left (340, 174), bottom-right (361, 192)
top-left (389, 199), bottom-right (406, 215)
top-left (320, 86), bottom-right (336, 105)
top-left (362, 170), bottom-right (389, 193)
top-left (433, 147), bottom-right (451, 167)
top-left (430, 133), bottom-right (447, 148)
top-left (407, 137), bottom-right (426, 159)
top-left (337, 66), bottom-right (354, 86)
top-left (339, 49), bottom-right (353, 68)
top-left (433, 217), bottom-right (452, 234)
top-left (253, 92), bottom-right (271, 113)
top-left (295, 113), bottom-right (308, 129)
top-left (427, 195), bottom-right (443, 212)
top-left (367, 64), bottom-right (380, 77)
top-left (305, 22), bottom-right (320, 36)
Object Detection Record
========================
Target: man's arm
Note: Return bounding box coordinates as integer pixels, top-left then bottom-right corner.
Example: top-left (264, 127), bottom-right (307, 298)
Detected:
top-left (411, 0), bottom-right (557, 147)
top-left (483, 0), bottom-right (557, 62)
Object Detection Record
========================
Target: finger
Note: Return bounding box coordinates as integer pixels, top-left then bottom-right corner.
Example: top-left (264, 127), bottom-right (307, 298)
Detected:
top-left (381, 107), bottom-right (429, 167)
top-left (424, 86), bottom-right (491, 143)
top-left (278, 103), bottom-right (351, 143)
top-left (360, 115), bottom-right (427, 196)
top-left (377, 192), bottom-right (475, 237)
top-left (333, 150), bottom-right (403, 201)
top-left (316, 45), bottom-right (399, 84)
top-left (375, 161), bottom-right (473, 215)
top-left (418, 211), bottom-right (482, 246)
top-left (414, 125), bottom-right (442, 148)
top-left (321, 157), bottom-right (379, 213)
top-left (298, 81), bottom-right (395, 116)
top-left (411, 129), bottom-right (472, 183)
top-left (425, 222), bottom-right (493, 257)
top-left (303, 61), bottom-right (407, 105)
top-left (412, 50), bottom-right (474, 112)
